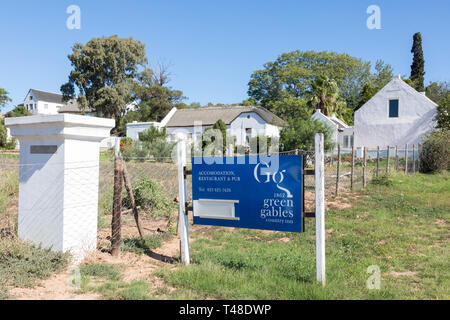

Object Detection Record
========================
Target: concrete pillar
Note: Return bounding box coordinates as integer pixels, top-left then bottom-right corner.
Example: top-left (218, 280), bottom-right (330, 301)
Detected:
top-left (5, 114), bottom-right (115, 261)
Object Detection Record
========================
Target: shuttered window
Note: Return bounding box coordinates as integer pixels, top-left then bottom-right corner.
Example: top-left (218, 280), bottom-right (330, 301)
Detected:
top-left (389, 99), bottom-right (399, 118)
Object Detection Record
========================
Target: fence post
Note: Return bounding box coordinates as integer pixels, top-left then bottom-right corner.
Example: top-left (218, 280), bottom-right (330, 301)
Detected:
top-left (395, 145), bottom-right (399, 171)
top-left (386, 146), bottom-right (390, 174)
top-left (363, 147), bottom-right (367, 188)
top-left (177, 139), bottom-right (190, 264)
top-left (351, 145), bottom-right (355, 192)
top-left (111, 140), bottom-right (123, 257)
top-left (418, 143), bottom-right (422, 172)
top-left (376, 146), bottom-right (380, 177)
top-left (315, 133), bottom-right (326, 286)
top-left (336, 144), bottom-right (341, 196)
top-left (412, 144), bottom-right (416, 174)
top-left (404, 144), bottom-right (408, 174)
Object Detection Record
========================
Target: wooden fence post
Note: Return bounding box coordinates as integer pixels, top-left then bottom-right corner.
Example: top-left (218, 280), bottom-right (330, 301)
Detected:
top-left (395, 145), bottom-right (399, 171)
top-left (386, 146), bottom-right (390, 174)
top-left (418, 143), bottom-right (422, 172)
top-left (315, 133), bottom-right (326, 286)
top-left (412, 144), bottom-right (416, 174)
top-left (351, 145), bottom-right (355, 192)
top-left (363, 147), bottom-right (367, 188)
top-left (111, 141), bottom-right (123, 257)
top-left (404, 144), bottom-right (408, 174)
top-left (336, 144), bottom-right (341, 196)
top-left (376, 146), bottom-right (380, 177)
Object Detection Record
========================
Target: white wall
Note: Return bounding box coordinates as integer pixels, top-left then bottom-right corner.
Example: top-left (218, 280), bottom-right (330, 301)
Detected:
top-left (311, 111), bottom-right (339, 145)
top-left (126, 122), bottom-right (160, 141)
top-left (23, 91), bottom-right (62, 115)
top-left (354, 77), bottom-right (437, 149)
top-left (229, 112), bottom-right (278, 145)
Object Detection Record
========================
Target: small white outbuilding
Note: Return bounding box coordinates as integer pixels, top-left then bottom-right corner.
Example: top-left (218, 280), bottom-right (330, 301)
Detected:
top-left (354, 75), bottom-right (438, 149)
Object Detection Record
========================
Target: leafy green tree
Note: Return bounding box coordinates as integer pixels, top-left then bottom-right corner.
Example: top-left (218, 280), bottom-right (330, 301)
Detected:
top-left (410, 32), bottom-right (425, 92)
top-left (356, 60), bottom-right (393, 108)
top-left (0, 88), bottom-right (11, 110)
top-left (212, 119), bottom-right (227, 152)
top-left (248, 50), bottom-right (372, 119)
top-left (426, 81), bottom-right (449, 105)
top-left (5, 105), bottom-right (32, 117)
top-left (280, 118), bottom-right (334, 152)
top-left (138, 126), bottom-right (168, 143)
top-left (0, 119), bottom-right (6, 148)
top-left (61, 35), bottom-right (147, 119)
top-left (435, 92), bottom-right (450, 130)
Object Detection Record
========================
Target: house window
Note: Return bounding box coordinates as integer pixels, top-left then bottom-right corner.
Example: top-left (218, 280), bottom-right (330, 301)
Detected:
top-left (29, 96), bottom-right (33, 100)
top-left (245, 128), bottom-right (252, 143)
top-left (350, 135), bottom-right (354, 147)
top-left (44, 104), bottom-right (48, 110)
top-left (343, 136), bottom-right (349, 148)
top-left (389, 99), bottom-right (399, 118)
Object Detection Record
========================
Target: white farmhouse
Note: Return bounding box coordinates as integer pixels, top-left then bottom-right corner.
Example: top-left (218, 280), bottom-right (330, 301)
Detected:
top-left (126, 106), bottom-right (286, 146)
top-left (311, 109), bottom-right (354, 151)
top-left (23, 89), bottom-right (83, 115)
top-left (354, 75), bottom-right (437, 149)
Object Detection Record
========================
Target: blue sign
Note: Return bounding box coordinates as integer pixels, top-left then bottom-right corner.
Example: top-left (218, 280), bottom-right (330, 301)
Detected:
top-left (192, 155), bottom-right (303, 233)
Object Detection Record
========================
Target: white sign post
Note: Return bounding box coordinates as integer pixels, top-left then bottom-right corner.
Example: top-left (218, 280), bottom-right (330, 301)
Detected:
top-left (315, 133), bottom-right (326, 286)
top-left (177, 139), bottom-right (190, 264)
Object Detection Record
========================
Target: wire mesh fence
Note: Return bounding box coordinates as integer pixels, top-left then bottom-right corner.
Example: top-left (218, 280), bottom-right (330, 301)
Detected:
top-left (0, 141), bottom-right (423, 255)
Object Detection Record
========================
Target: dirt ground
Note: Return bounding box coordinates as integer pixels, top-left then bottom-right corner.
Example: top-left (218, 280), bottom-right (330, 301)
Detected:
top-left (7, 191), bottom-right (354, 300)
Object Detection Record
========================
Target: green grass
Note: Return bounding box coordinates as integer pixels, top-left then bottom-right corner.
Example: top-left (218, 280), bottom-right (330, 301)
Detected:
top-left (0, 239), bottom-right (69, 299)
top-left (156, 172), bottom-right (449, 300)
top-left (78, 262), bottom-right (151, 300)
top-left (122, 232), bottom-right (173, 255)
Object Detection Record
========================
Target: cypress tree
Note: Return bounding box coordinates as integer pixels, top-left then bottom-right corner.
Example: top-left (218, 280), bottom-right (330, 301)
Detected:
top-left (410, 32), bottom-right (425, 92)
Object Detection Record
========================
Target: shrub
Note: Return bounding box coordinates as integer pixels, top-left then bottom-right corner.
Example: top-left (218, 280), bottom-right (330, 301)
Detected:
top-left (419, 129), bottom-right (450, 173)
top-left (122, 177), bottom-right (176, 231)
top-left (0, 120), bottom-right (6, 148)
top-left (371, 174), bottom-right (394, 187)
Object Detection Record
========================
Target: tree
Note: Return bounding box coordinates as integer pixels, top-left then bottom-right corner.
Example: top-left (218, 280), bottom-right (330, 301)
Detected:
top-left (212, 119), bottom-right (227, 152)
top-left (5, 105), bottom-right (32, 117)
top-left (132, 65), bottom-right (186, 121)
top-left (0, 88), bottom-right (11, 110)
top-left (435, 92), bottom-right (450, 130)
top-left (248, 50), bottom-right (372, 120)
top-left (410, 32), bottom-right (425, 92)
top-left (280, 118), bottom-right (334, 152)
top-left (138, 126), bottom-right (168, 143)
top-left (426, 81), bottom-right (449, 105)
top-left (61, 35), bottom-right (147, 119)
top-left (356, 60), bottom-right (393, 108)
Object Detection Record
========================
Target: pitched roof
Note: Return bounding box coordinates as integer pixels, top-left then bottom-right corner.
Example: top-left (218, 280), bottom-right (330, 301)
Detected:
top-left (165, 106), bottom-right (286, 127)
top-left (28, 89), bottom-right (83, 113)
top-left (30, 89), bottom-right (65, 104)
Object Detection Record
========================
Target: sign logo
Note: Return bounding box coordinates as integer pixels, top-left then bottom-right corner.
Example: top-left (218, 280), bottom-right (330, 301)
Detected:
top-left (254, 162), bottom-right (293, 198)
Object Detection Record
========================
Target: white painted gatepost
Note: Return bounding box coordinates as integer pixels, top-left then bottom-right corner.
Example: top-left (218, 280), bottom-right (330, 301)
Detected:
top-left (5, 114), bottom-right (115, 262)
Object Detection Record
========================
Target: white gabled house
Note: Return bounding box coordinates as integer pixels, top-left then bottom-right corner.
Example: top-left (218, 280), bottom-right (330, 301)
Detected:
top-left (354, 75), bottom-right (437, 150)
top-left (127, 106), bottom-right (286, 146)
top-left (23, 89), bottom-right (83, 115)
top-left (311, 109), bottom-right (354, 151)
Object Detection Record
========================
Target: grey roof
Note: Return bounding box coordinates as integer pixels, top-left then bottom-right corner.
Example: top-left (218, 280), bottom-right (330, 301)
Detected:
top-left (30, 89), bottom-right (65, 104)
top-left (29, 89), bottom-right (83, 113)
top-left (166, 106), bottom-right (286, 127)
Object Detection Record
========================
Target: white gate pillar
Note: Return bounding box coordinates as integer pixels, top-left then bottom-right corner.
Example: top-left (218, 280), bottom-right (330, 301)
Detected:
top-left (5, 114), bottom-right (115, 262)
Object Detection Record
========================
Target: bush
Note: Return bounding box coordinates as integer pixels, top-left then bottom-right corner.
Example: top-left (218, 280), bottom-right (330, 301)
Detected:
top-left (0, 120), bottom-right (6, 148)
top-left (419, 130), bottom-right (450, 173)
top-left (122, 177), bottom-right (176, 231)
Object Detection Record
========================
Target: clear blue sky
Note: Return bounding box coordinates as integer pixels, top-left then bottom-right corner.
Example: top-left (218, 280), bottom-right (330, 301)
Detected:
top-left (1, 0), bottom-right (449, 112)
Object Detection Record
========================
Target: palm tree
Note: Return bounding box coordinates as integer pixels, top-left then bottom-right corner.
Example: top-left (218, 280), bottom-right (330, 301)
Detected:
top-left (308, 75), bottom-right (340, 116)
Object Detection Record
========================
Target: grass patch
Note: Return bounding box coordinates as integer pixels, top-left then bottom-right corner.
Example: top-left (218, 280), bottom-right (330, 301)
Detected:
top-left (122, 232), bottom-right (173, 255)
top-left (78, 262), bottom-right (150, 300)
top-left (0, 239), bottom-right (69, 299)
top-left (156, 173), bottom-right (450, 299)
